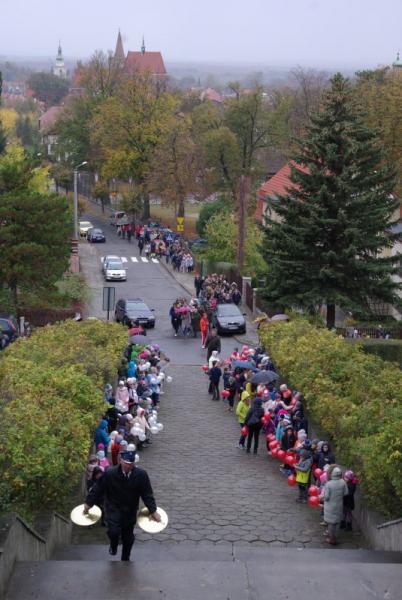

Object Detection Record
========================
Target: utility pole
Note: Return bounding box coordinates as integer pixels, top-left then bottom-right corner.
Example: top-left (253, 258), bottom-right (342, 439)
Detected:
top-left (237, 174), bottom-right (249, 271)
top-left (73, 161), bottom-right (87, 239)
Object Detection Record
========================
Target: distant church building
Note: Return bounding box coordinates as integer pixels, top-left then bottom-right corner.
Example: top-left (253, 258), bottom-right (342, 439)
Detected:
top-left (114, 31), bottom-right (167, 77)
top-left (392, 51), bottom-right (402, 76)
top-left (53, 42), bottom-right (67, 78)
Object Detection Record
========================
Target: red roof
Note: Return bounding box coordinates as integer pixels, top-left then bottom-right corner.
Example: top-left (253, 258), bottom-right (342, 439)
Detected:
top-left (201, 88), bottom-right (223, 103)
top-left (125, 51), bottom-right (166, 75)
top-left (255, 162), bottom-right (309, 222)
top-left (39, 106), bottom-right (64, 133)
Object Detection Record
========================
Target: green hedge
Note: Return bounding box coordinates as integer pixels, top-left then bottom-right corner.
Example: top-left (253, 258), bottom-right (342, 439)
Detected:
top-left (0, 320), bottom-right (127, 519)
top-left (353, 339), bottom-right (402, 369)
top-left (259, 319), bottom-right (402, 518)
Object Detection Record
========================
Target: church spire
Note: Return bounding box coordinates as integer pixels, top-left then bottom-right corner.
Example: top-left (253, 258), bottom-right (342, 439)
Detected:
top-left (141, 36), bottom-right (146, 55)
top-left (114, 29), bottom-right (125, 62)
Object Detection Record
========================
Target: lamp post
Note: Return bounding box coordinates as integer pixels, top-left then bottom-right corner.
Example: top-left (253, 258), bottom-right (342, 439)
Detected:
top-left (73, 161), bottom-right (87, 239)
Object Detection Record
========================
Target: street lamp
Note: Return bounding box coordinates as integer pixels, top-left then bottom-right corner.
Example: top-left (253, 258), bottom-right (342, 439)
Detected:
top-left (73, 161), bottom-right (88, 239)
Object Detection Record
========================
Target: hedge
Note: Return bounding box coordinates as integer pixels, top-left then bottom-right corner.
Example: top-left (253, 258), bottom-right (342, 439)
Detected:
top-left (354, 339), bottom-right (402, 369)
top-left (259, 318), bottom-right (402, 518)
top-left (0, 320), bottom-right (127, 519)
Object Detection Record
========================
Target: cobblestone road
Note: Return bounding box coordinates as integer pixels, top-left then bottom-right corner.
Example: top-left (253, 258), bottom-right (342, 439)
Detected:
top-left (76, 208), bottom-right (365, 550)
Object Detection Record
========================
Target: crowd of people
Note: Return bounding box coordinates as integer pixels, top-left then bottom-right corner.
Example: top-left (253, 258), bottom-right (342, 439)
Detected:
top-left (203, 343), bottom-right (358, 546)
top-left (86, 324), bottom-right (171, 512)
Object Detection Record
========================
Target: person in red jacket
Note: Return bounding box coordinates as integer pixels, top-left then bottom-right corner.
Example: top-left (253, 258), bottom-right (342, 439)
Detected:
top-left (200, 312), bottom-right (209, 349)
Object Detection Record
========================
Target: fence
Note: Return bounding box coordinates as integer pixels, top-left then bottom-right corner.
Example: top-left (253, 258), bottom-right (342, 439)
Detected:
top-left (336, 327), bottom-right (402, 339)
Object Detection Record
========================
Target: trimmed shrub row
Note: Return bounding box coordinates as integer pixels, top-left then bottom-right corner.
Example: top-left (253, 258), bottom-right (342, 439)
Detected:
top-left (0, 320), bottom-right (127, 519)
top-left (259, 319), bottom-right (402, 518)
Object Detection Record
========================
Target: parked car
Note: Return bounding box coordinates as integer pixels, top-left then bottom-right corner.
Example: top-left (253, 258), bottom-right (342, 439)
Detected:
top-left (102, 255), bottom-right (120, 267)
top-left (212, 303), bottom-right (246, 335)
top-left (115, 298), bottom-right (155, 328)
top-left (87, 228), bottom-right (106, 243)
top-left (110, 211), bottom-right (127, 226)
top-left (78, 220), bottom-right (94, 237)
top-left (0, 313), bottom-right (19, 343)
top-left (102, 259), bottom-right (127, 281)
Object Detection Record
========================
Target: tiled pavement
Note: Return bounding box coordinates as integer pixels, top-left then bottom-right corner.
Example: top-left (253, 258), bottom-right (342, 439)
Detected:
top-left (75, 365), bottom-right (365, 549)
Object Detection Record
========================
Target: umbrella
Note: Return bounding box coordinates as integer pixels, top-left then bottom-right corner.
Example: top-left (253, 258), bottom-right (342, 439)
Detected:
top-left (232, 360), bottom-right (259, 372)
top-left (251, 370), bottom-right (278, 385)
top-left (270, 314), bottom-right (290, 322)
top-left (130, 335), bottom-right (148, 345)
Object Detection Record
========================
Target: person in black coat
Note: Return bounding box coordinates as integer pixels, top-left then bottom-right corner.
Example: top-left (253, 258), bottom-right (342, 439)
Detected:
top-left (244, 397), bottom-right (264, 454)
top-left (317, 442), bottom-right (335, 469)
top-left (84, 450), bottom-right (161, 561)
top-left (206, 328), bottom-right (221, 361)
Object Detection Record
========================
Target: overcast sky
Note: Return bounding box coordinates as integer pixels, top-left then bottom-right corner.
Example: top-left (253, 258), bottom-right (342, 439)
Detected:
top-left (1, 0), bottom-right (401, 69)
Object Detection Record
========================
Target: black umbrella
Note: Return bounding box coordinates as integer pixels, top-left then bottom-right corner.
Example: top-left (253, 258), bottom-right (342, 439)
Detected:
top-left (129, 335), bottom-right (148, 345)
top-left (232, 360), bottom-right (259, 372)
top-left (251, 370), bottom-right (278, 385)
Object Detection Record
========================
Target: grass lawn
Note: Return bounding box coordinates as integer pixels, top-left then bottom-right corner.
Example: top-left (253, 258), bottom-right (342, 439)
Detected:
top-left (150, 202), bottom-right (201, 238)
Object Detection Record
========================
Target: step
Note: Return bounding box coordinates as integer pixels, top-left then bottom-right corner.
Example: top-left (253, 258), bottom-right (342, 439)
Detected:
top-left (6, 559), bottom-right (401, 600)
top-left (51, 542), bottom-right (402, 564)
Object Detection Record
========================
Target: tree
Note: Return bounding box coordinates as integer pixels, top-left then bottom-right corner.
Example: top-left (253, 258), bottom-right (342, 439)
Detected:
top-left (0, 190), bottom-right (71, 310)
top-left (48, 161), bottom-right (73, 193)
top-left (90, 73), bottom-right (176, 219)
top-left (262, 74), bottom-right (400, 328)
top-left (148, 113), bottom-right (199, 218)
top-left (355, 68), bottom-right (402, 196)
top-left (0, 70), bottom-right (6, 154)
top-left (204, 211), bottom-right (266, 275)
top-left (27, 72), bottom-right (69, 107)
top-left (92, 180), bottom-right (110, 213)
top-left (196, 196), bottom-right (230, 236)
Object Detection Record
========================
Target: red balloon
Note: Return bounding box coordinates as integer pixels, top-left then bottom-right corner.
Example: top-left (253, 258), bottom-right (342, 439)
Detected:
top-left (277, 449), bottom-right (286, 461)
top-left (241, 426), bottom-right (249, 436)
top-left (202, 364), bottom-right (209, 372)
top-left (285, 454), bottom-right (296, 466)
top-left (221, 389), bottom-right (230, 398)
top-left (314, 468), bottom-right (323, 479)
top-left (287, 474), bottom-right (296, 487)
top-left (308, 485), bottom-right (319, 496)
top-left (269, 440), bottom-right (279, 450)
top-left (308, 495), bottom-right (320, 508)
top-left (267, 434), bottom-right (276, 442)
top-left (271, 447), bottom-right (279, 458)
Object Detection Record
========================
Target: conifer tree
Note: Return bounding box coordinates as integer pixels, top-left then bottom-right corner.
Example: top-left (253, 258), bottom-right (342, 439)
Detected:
top-left (262, 73), bottom-right (400, 328)
top-left (0, 71), bottom-right (7, 154)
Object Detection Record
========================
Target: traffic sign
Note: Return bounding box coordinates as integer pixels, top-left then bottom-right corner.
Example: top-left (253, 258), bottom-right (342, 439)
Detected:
top-left (177, 224), bottom-right (184, 232)
top-left (177, 217), bottom-right (184, 225)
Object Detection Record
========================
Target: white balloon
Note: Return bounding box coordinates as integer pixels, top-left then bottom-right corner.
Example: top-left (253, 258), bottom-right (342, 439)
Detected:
top-left (135, 454), bottom-right (140, 463)
top-left (138, 432), bottom-right (146, 442)
top-left (150, 426), bottom-right (159, 435)
top-left (166, 376), bottom-right (172, 383)
top-left (156, 423), bottom-right (164, 432)
top-left (149, 417), bottom-right (157, 426)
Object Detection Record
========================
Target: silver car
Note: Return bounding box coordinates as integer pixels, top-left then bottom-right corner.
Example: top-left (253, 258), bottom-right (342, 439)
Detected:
top-left (102, 259), bottom-right (127, 281)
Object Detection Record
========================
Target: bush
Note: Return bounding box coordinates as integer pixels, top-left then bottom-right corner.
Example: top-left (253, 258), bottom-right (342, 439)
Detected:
top-left (259, 318), bottom-right (402, 518)
top-left (196, 196), bottom-right (230, 235)
top-left (0, 320), bottom-right (127, 519)
top-left (350, 339), bottom-right (402, 369)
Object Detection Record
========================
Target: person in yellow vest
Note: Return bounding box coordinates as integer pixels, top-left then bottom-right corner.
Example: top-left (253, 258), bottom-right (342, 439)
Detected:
top-left (294, 449), bottom-right (313, 503)
top-left (236, 391), bottom-right (251, 449)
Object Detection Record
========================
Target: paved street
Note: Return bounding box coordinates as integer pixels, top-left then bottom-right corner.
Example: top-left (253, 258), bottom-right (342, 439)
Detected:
top-left (77, 211), bottom-right (364, 548)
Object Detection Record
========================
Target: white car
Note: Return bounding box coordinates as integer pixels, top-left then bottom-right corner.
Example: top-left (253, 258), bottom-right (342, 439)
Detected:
top-left (102, 258), bottom-right (127, 282)
top-left (78, 220), bottom-right (93, 236)
top-left (102, 255), bottom-right (120, 268)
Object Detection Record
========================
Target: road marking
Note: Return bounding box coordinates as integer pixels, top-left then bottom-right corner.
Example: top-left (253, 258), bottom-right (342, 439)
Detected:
top-left (151, 258), bottom-right (159, 263)
top-left (121, 257), bottom-right (128, 262)
top-left (141, 257), bottom-right (148, 263)
top-left (131, 257), bottom-right (138, 262)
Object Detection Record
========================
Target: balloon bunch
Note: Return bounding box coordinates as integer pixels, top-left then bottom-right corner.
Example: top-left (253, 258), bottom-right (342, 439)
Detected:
top-left (148, 410), bottom-right (165, 435)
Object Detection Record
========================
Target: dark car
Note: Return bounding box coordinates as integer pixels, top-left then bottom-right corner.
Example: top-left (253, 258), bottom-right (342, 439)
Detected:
top-left (0, 313), bottom-right (19, 344)
top-left (115, 299), bottom-right (155, 328)
top-left (188, 238), bottom-right (208, 248)
top-left (212, 303), bottom-right (246, 335)
top-left (87, 228), bottom-right (106, 243)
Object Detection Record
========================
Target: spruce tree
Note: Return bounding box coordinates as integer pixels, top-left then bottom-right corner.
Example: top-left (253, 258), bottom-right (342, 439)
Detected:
top-left (0, 71), bottom-right (6, 154)
top-left (262, 73), bottom-right (400, 328)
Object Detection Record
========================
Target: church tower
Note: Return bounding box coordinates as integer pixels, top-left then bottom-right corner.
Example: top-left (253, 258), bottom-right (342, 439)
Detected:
top-left (114, 30), bottom-right (125, 63)
top-left (53, 41), bottom-right (66, 78)
top-left (392, 51), bottom-right (402, 77)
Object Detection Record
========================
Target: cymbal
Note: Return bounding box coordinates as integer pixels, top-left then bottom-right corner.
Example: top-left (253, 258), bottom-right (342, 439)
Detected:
top-left (137, 506), bottom-right (168, 533)
top-left (70, 504), bottom-right (102, 527)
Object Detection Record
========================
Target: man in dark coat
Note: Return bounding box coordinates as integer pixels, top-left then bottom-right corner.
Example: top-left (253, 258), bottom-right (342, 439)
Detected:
top-left (84, 450), bottom-right (160, 561)
top-left (205, 328), bottom-right (221, 361)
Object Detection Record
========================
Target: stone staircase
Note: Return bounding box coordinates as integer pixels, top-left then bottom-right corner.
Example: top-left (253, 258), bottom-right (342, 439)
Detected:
top-left (6, 541), bottom-right (401, 600)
